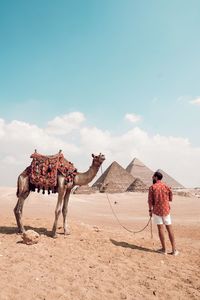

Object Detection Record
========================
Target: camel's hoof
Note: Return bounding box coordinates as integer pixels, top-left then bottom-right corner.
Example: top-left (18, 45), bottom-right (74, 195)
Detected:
top-left (64, 232), bottom-right (70, 237)
top-left (51, 232), bottom-right (57, 239)
top-left (17, 229), bottom-right (25, 235)
top-left (64, 229), bottom-right (71, 236)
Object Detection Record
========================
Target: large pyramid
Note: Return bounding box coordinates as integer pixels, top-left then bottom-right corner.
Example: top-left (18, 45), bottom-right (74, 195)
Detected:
top-left (157, 169), bottom-right (184, 189)
top-left (126, 158), bottom-right (184, 189)
top-left (92, 161), bottom-right (134, 193)
top-left (126, 158), bottom-right (154, 187)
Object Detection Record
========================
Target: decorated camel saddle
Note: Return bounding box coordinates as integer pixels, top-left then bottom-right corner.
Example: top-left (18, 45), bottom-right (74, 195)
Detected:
top-left (23, 150), bottom-right (77, 194)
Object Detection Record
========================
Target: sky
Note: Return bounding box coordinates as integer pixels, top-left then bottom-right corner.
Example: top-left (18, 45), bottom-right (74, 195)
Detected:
top-left (0, 0), bottom-right (200, 187)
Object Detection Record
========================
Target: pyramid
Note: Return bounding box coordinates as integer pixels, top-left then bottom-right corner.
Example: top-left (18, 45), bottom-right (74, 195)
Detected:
top-left (157, 169), bottom-right (184, 189)
top-left (126, 158), bottom-right (154, 187)
top-left (126, 158), bottom-right (185, 189)
top-left (73, 185), bottom-right (95, 194)
top-left (127, 178), bottom-right (148, 192)
top-left (92, 161), bottom-right (134, 193)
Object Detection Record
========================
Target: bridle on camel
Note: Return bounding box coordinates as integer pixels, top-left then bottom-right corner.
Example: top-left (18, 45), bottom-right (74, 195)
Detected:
top-left (100, 166), bottom-right (153, 238)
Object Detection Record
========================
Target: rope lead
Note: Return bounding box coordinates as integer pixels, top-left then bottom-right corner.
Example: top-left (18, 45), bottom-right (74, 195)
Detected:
top-left (100, 166), bottom-right (153, 238)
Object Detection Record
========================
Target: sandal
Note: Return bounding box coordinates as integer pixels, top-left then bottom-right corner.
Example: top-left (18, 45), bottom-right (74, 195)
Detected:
top-left (156, 248), bottom-right (167, 255)
top-left (169, 250), bottom-right (179, 256)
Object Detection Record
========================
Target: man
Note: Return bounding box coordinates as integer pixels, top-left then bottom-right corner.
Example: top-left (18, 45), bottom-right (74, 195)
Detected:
top-left (148, 171), bottom-right (179, 256)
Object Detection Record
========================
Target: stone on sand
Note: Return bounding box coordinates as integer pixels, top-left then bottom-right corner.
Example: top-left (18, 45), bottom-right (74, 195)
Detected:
top-left (22, 230), bottom-right (40, 245)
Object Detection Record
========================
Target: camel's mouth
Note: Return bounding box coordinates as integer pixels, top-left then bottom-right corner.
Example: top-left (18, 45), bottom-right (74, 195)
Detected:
top-left (101, 155), bottom-right (105, 161)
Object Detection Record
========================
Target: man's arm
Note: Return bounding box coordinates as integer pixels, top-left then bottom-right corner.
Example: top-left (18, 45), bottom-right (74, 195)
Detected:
top-left (169, 187), bottom-right (173, 202)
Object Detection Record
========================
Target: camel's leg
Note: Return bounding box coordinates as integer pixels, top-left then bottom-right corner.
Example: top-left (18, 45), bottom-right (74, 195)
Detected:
top-left (14, 197), bottom-right (27, 233)
top-left (52, 183), bottom-right (65, 238)
top-left (14, 175), bottom-right (30, 233)
top-left (62, 189), bottom-right (71, 236)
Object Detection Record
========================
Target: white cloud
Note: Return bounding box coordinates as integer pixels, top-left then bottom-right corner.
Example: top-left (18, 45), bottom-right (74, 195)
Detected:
top-left (77, 125), bottom-right (200, 187)
top-left (46, 112), bottom-right (85, 135)
top-left (0, 117), bottom-right (81, 185)
top-left (125, 113), bottom-right (142, 123)
top-left (190, 97), bottom-right (200, 105)
top-left (0, 113), bottom-right (199, 187)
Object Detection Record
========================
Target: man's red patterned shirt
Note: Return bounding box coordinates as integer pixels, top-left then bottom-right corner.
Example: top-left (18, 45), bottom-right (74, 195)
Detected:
top-left (148, 180), bottom-right (172, 216)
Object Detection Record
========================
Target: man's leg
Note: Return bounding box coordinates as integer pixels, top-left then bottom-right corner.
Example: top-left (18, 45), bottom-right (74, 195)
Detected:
top-left (166, 225), bottom-right (176, 253)
top-left (157, 224), bottom-right (166, 252)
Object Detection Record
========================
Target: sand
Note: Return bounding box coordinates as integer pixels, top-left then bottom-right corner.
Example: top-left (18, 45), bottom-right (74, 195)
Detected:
top-left (0, 187), bottom-right (199, 300)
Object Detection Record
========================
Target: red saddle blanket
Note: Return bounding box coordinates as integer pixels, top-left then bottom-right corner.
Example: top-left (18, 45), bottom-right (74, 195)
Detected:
top-left (23, 151), bottom-right (77, 193)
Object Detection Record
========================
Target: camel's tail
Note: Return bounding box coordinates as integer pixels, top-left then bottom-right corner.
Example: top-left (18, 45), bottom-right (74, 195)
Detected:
top-left (16, 177), bottom-right (20, 197)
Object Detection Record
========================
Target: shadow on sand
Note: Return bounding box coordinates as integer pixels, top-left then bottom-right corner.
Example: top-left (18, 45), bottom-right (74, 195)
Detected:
top-left (0, 226), bottom-right (52, 237)
top-left (110, 238), bottom-right (155, 253)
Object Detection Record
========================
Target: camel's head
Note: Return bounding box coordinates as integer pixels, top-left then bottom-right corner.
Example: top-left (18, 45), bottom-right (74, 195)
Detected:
top-left (92, 153), bottom-right (105, 168)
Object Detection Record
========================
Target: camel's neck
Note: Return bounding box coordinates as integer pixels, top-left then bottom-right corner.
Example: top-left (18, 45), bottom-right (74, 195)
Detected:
top-left (74, 164), bottom-right (100, 186)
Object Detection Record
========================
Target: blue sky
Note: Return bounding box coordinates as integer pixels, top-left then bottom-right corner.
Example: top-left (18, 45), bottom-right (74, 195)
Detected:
top-left (0, 0), bottom-right (200, 186)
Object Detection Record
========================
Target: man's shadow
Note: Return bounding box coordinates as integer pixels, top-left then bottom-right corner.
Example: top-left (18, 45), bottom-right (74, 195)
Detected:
top-left (110, 238), bottom-right (155, 253)
top-left (0, 226), bottom-right (52, 237)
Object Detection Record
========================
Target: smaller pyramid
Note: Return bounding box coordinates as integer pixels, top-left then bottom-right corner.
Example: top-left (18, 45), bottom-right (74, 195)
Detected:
top-left (73, 185), bottom-right (95, 194)
top-left (92, 161), bottom-right (134, 193)
top-left (127, 178), bottom-right (148, 192)
top-left (157, 169), bottom-right (184, 189)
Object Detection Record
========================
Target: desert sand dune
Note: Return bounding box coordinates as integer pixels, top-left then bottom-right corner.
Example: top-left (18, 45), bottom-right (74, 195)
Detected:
top-left (0, 187), bottom-right (199, 300)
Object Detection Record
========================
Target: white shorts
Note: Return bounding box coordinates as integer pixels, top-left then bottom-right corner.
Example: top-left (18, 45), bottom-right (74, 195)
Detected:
top-left (153, 213), bottom-right (172, 225)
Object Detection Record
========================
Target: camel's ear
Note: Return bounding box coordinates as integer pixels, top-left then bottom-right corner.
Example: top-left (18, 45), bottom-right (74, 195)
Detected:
top-left (92, 154), bottom-right (95, 158)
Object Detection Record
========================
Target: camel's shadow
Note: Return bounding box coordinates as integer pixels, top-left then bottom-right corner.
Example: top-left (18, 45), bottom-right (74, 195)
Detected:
top-left (110, 238), bottom-right (155, 253)
top-left (0, 226), bottom-right (52, 237)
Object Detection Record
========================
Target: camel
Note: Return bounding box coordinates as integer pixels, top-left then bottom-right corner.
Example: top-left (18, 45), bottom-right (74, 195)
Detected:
top-left (14, 153), bottom-right (105, 237)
